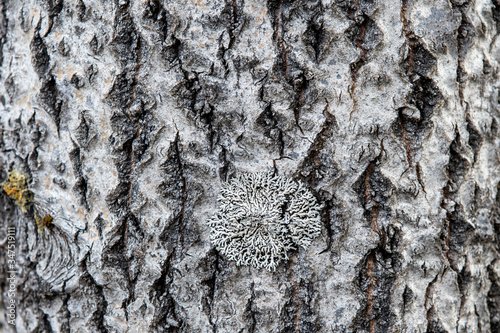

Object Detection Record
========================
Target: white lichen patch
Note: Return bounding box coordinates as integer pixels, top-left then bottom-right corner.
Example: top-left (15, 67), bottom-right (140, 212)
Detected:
top-left (208, 172), bottom-right (322, 271)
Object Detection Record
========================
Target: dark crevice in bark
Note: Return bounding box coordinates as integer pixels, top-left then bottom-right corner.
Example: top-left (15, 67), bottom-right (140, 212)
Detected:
top-left (89, 34), bottom-right (101, 55)
top-left (465, 113), bottom-right (483, 165)
top-left (112, 0), bottom-right (141, 71)
top-left (176, 71), bottom-right (219, 151)
top-left (400, 7), bottom-right (437, 79)
top-left (142, 0), bottom-right (171, 42)
top-left (158, 133), bottom-right (188, 251)
top-left (40, 312), bottom-right (55, 333)
top-left (100, 214), bottom-right (133, 319)
top-left (488, 184), bottom-right (500, 331)
top-left (475, 304), bottom-right (483, 332)
top-left (318, 195), bottom-right (349, 257)
top-left (0, 0), bottom-right (8, 69)
top-left (128, 92), bottom-right (157, 165)
top-left (218, 146), bottom-right (233, 181)
top-left (93, 213), bottom-right (105, 240)
top-left (80, 254), bottom-right (109, 333)
top-left (398, 1), bottom-right (442, 172)
top-left (76, 0), bottom-right (88, 22)
top-left (140, 0), bottom-right (181, 69)
top-left (402, 285), bottom-right (415, 316)
top-left (339, 0), bottom-right (382, 119)
top-left (337, 0), bottom-right (378, 18)
top-left (216, 0), bottom-right (243, 76)
top-left (450, 1), bottom-right (475, 103)
top-left (425, 312), bottom-right (449, 333)
top-left (320, 198), bottom-right (334, 253)
top-left (245, 282), bottom-right (256, 333)
top-left (70, 73), bottom-right (84, 89)
top-left (74, 112), bottom-right (90, 148)
top-left (425, 274), bottom-right (446, 333)
top-left (27, 114), bottom-right (41, 172)
top-left (492, 183), bottom-right (500, 247)
top-left (18, 263), bottom-right (50, 333)
top-left (281, 267), bottom-right (320, 333)
top-left (56, 295), bottom-right (70, 333)
top-left (353, 142), bottom-right (392, 235)
top-left (303, 9), bottom-right (325, 62)
top-left (85, 64), bottom-right (97, 84)
top-left (58, 37), bottom-right (70, 56)
top-left (150, 253), bottom-right (183, 332)
top-left (44, 0), bottom-right (64, 36)
top-left (493, 0), bottom-right (500, 32)
top-left (163, 36), bottom-right (182, 68)
top-left (345, 13), bottom-right (383, 53)
top-left (107, 0), bottom-right (142, 107)
top-left (39, 75), bottom-right (63, 132)
top-left (353, 226), bottom-right (402, 333)
top-left (444, 205), bottom-right (474, 270)
top-left (394, 77), bottom-right (442, 166)
top-left (487, 260), bottom-right (500, 333)
top-left (267, 0), bottom-right (323, 132)
top-left (440, 129), bottom-right (474, 271)
top-left (444, 129), bottom-right (470, 194)
top-left (291, 75), bottom-right (307, 133)
top-left (104, 0), bottom-right (145, 323)
top-left (256, 104), bottom-right (285, 157)
top-left (201, 248), bottom-right (220, 333)
top-left (490, 117), bottom-right (499, 140)
top-left (296, 105), bottom-right (339, 251)
top-left (31, 27), bottom-right (64, 132)
top-left (457, 261), bottom-right (472, 324)
top-left (435, 125), bottom-right (478, 330)
top-left (106, 73), bottom-right (137, 111)
top-left (416, 162), bottom-right (427, 195)
top-left (351, 139), bottom-right (402, 333)
top-left (69, 141), bottom-right (89, 210)
top-left (267, 0), bottom-right (289, 79)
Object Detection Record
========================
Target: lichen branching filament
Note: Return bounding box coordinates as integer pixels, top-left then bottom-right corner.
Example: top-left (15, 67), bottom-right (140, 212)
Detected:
top-left (208, 172), bottom-right (322, 271)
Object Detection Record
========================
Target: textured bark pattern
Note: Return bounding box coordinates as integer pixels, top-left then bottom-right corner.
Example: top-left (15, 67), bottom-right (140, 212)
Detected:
top-left (0, 0), bottom-right (499, 332)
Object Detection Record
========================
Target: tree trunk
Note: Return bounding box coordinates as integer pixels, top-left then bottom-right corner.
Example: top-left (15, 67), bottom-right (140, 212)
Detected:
top-left (0, 0), bottom-right (499, 332)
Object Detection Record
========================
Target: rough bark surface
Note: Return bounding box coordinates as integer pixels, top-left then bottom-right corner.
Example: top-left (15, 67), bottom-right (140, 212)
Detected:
top-left (0, 0), bottom-right (499, 332)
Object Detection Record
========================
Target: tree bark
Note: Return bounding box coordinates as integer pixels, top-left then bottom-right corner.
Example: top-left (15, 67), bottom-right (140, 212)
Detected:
top-left (0, 0), bottom-right (499, 332)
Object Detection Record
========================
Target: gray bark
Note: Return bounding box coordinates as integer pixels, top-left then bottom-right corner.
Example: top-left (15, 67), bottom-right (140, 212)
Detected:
top-left (0, 0), bottom-right (499, 332)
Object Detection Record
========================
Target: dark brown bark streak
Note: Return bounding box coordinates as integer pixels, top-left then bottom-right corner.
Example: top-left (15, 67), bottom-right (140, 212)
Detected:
top-left (360, 143), bottom-right (385, 332)
top-left (399, 115), bottom-right (413, 167)
top-left (274, 0), bottom-right (288, 81)
top-left (268, 0), bottom-right (305, 133)
top-left (298, 101), bottom-right (338, 252)
top-left (365, 254), bottom-right (376, 333)
top-left (399, 0), bottom-right (414, 168)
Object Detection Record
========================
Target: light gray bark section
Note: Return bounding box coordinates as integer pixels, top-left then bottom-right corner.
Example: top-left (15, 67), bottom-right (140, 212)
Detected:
top-left (0, 0), bottom-right (499, 332)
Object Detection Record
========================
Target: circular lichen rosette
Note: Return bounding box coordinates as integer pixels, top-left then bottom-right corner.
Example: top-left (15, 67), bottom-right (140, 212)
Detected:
top-left (207, 172), bottom-right (322, 271)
